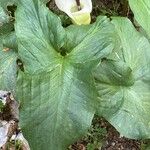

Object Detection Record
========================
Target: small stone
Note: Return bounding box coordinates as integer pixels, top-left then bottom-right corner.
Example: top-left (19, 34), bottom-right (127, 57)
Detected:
top-left (111, 142), bottom-right (115, 146)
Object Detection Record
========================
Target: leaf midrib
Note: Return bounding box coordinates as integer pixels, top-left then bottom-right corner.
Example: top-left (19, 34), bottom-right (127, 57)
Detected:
top-left (51, 59), bottom-right (73, 141)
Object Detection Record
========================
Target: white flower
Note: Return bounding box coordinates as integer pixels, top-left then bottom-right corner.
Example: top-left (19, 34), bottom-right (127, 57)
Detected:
top-left (55, 0), bottom-right (92, 25)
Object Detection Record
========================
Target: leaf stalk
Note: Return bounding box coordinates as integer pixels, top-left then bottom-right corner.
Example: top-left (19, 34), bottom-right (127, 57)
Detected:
top-left (75, 0), bottom-right (81, 11)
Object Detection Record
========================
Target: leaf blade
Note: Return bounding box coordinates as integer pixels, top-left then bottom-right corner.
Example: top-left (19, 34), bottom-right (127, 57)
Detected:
top-left (0, 50), bottom-right (17, 92)
top-left (69, 16), bottom-right (115, 63)
top-left (129, 0), bottom-right (150, 39)
top-left (94, 17), bottom-right (150, 139)
top-left (17, 61), bottom-right (96, 150)
top-left (15, 0), bottom-right (66, 74)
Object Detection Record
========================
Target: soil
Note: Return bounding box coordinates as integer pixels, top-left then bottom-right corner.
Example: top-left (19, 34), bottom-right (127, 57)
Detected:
top-left (101, 120), bottom-right (141, 150)
top-left (69, 117), bottom-right (141, 150)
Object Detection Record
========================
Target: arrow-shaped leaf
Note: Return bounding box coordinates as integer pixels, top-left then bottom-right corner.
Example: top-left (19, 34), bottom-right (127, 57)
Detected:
top-left (15, 0), bottom-right (115, 149)
top-left (94, 17), bottom-right (150, 139)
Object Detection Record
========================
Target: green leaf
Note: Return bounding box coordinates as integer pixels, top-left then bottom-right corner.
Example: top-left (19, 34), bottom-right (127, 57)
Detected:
top-left (0, 101), bottom-right (4, 112)
top-left (0, 6), bottom-right (14, 35)
top-left (0, 0), bottom-right (49, 11)
top-left (41, 0), bottom-right (50, 4)
top-left (2, 32), bottom-right (18, 50)
top-left (15, 0), bottom-right (115, 149)
top-left (0, 6), bottom-right (9, 25)
top-left (0, 0), bottom-right (18, 11)
top-left (0, 0), bottom-right (17, 10)
top-left (0, 22), bottom-right (14, 36)
top-left (129, 0), bottom-right (150, 39)
top-left (64, 25), bottom-right (92, 53)
top-left (17, 64), bottom-right (96, 150)
top-left (0, 6), bottom-right (14, 38)
top-left (0, 49), bottom-right (17, 92)
top-left (141, 141), bottom-right (150, 150)
top-left (94, 18), bottom-right (150, 139)
top-left (15, 0), bottom-right (66, 74)
top-left (69, 16), bottom-right (115, 64)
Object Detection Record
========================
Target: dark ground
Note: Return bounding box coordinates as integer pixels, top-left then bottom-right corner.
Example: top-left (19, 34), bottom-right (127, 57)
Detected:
top-left (69, 116), bottom-right (141, 150)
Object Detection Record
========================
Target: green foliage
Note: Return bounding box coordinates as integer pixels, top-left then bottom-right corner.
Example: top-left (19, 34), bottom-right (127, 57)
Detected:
top-left (0, 6), bottom-right (14, 37)
top-left (94, 17), bottom-right (150, 139)
top-left (0, 0), bottom-right (150, 149)
top-left (15, 0), bottom-right (115, 149)
top-left (0, 0), bottom-right (18, 11)
top-left (129, 0), bottom-right (150, 39)
top-left (0, 100), bottom-right (4, 112)
top-left (0, 6), bottom-right (9, 24)
top-left (141, 140), bottom-right (150, 150)
top-left (85, 118), bottom-right (106, 150)
top-left (0, 50), bottom-right (17, 91)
